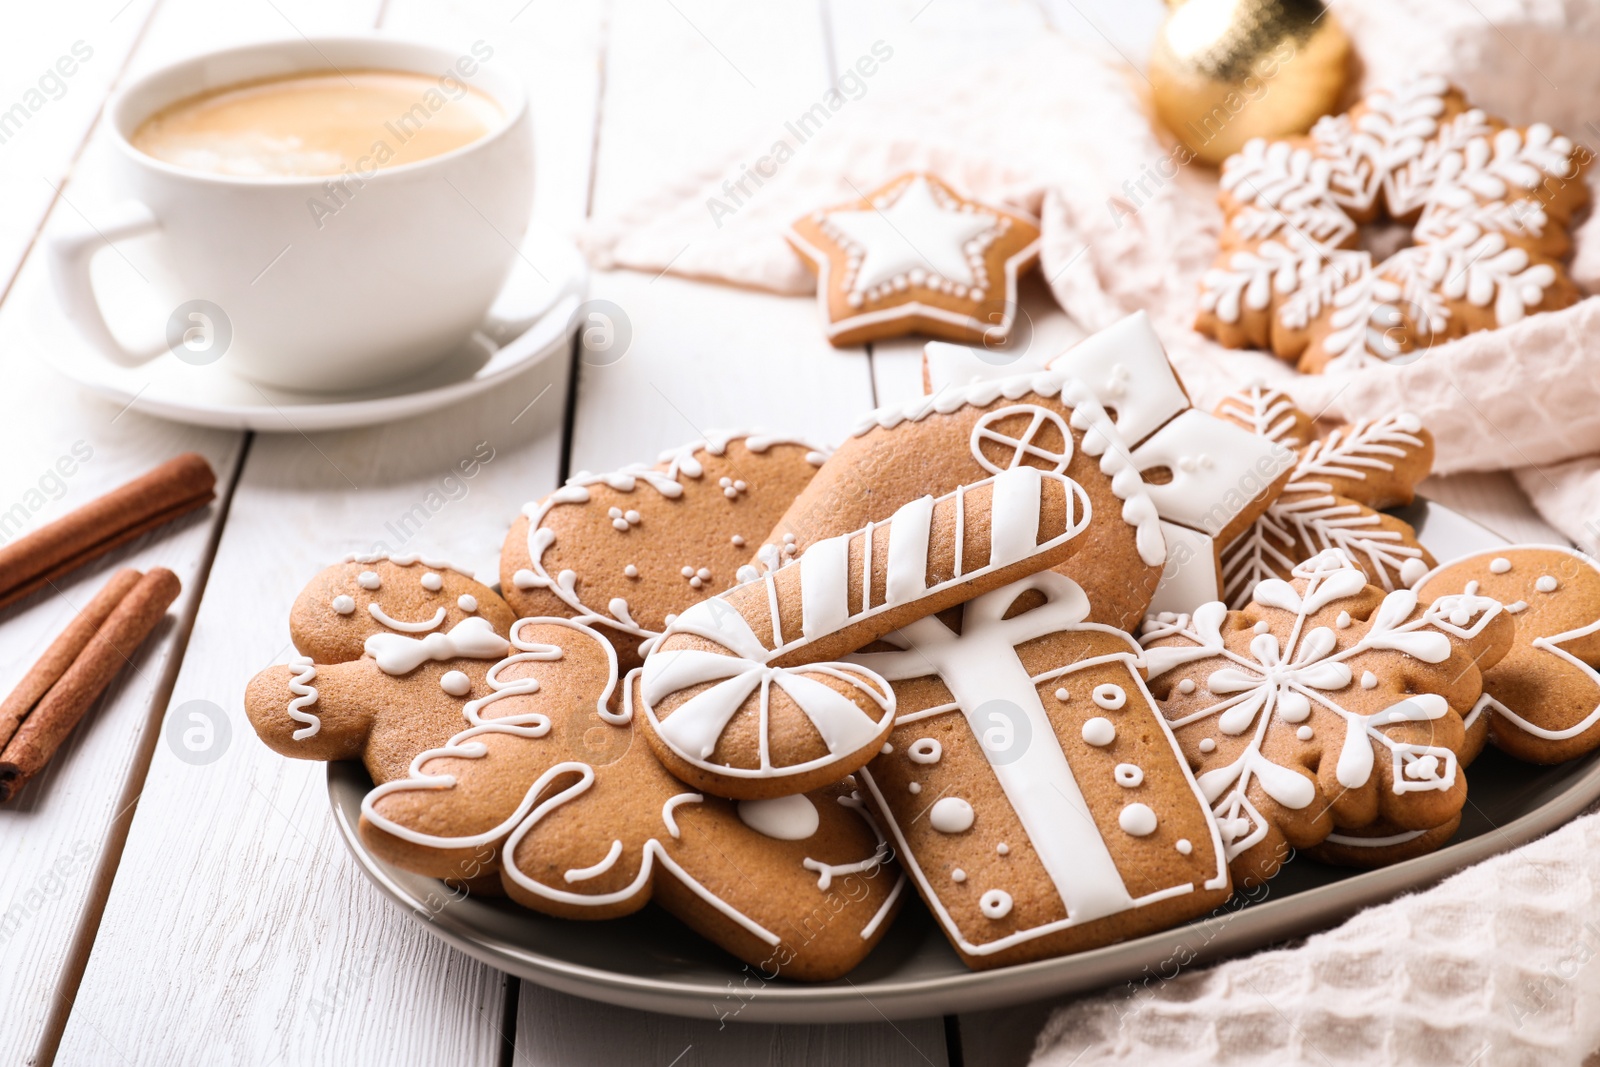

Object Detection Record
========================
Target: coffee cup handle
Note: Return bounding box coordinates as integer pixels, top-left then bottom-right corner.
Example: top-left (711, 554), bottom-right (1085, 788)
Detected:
top-left (48, 200), bottom-right (163, 366)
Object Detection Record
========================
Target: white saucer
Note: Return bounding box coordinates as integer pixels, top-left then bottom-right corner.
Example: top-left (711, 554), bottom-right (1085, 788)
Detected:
top-left (27, 228), bottom-right (586, 432)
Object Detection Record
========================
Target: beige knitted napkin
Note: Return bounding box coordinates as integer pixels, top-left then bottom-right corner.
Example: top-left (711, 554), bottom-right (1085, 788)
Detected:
top-left (582, 0), bottom-right (1600, 551)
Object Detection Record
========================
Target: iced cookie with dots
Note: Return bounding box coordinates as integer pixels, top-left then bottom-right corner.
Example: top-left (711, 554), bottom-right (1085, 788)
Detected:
top-left (1215, 388), bottom-right (1436, 608)
top-left (1140, 548), bottom-right (1512, 887)
top-left (501, 433), bottom-right (827, 671)
top-left (1416, 545), bottom-right (1600, 763)
top-left (357, 634), bottom-right (904, 981)
top-left (244, 554), bottom-right (519, 784)
top-left (920, 313), bottom-right (1297, 626)
top-left (844, 572), bottom-right (1230, 970)
top-left (643, 464), bottom-right (1096, 800)
top-left (786, 172), bottom-right (1041, 348)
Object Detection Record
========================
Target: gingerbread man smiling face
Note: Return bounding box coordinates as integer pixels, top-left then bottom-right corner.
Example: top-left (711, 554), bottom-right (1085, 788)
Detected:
top-left (245, 554), bottom-right (518, 784)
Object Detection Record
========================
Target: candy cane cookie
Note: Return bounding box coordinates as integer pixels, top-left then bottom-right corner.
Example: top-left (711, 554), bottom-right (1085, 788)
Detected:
top-left (640, 465), bottom-right (1095, 799)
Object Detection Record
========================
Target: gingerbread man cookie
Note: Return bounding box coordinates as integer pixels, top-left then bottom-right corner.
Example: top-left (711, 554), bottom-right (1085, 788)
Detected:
top-left (358, 619), bottom-right (903, 981)
top-left (644, 465), bottom-right (1090, 799)
top-left (502, 432), bottom-right (827, 669)
top-left (1416, 545), bottom-right (1600, 763)
top-left (244, 554), bottom-right (518, 784)
top-left (1216, 388), bottom-right (1436, 608)
top-left (1140, 549), bottom-right (1511, 886)
top-left (787, 172), bottom-right (1041, 347)
top-left (846, 572), bottom-right (1230, 970)
top-left (1198, 77), bottom-right (1589, 373)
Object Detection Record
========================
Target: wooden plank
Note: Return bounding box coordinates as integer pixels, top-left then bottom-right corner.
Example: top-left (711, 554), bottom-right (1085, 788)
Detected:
top-left (50, 0), bottom-right (586, 1063)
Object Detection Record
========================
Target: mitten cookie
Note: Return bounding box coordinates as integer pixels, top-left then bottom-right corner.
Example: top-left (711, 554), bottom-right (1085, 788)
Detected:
top-left (787, 172), bottom-right (1041, 347)
top-left (359, 625), bottom-right (903, 981)
top-left (755, 358), bottom-right (1167, 634)
top-left (245, 554), bottom-right (517, 783)
top-left (502, 433), bottom-right (827, 669)
top-left (1416, 545), bottom-right (1600, 763)
top-left (1219, 391), bottom-right (1436, 608)
top-left (1140, 549), bottom-right (1512, 886)
top-left (644, 465), bottom-right (1090, 799)
top-left (920, 314), bottom-right (1297, 624)
top-left (1197, 77), bottom-right (1589, 373)
top-left (845, 572), bottom-right (1230, 970)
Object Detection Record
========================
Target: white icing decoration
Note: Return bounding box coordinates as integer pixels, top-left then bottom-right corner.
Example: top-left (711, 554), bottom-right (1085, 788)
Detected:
top-left (908, 782), bottom-right (922, 794)
top-left (439, 670), bottom-right (472, 697)
top-left (346, 551), bottom-right (475, 577)
top-left (996, 842), bottom-right (1009, 855)
top-left (1119, 803), bottom-right (1158, 836)
top-left (286, 655), bottom-right (320, 740)
top-left (1489, 557), bottom-right (1512, 574)
top-left (421, 572), bottom-right (443, 591)
top-left (1082, 717), bottom-right (1115, 746)
top-left (457, 594), bottom-right (478, 613)
top-left (365, 616), bottom-right (510, 675)
top-left (951, 868), bottom-right (967, 883)
top-left (846, 570), bottom-right (1230, 957)
top-left (563, 839), bottom-right (622, 883)
top-left (1177, 679), bottom-right (1196, 695)
top-left (1176, 838), bottom-right (1193, 855)
top-left (331, 595), bottom-right (355, 615)
top-left (1114, 763), bottom-right (1144, 788)
top-left (1142, 549), bottom-right (1487, 861)
top-left (929, 796), bottom-right (975, 834)
top-left (908, 738), bottom-right (942, 764)
top-left (358, 571), bottom-right (381, 590)
top-left (1538, 575), bottom-right (1559, 593)
top-left (1093, 684), bottom-right (1127, 710)
top-left (980, 889), bottom-right (1013, 919)
top-left (1222, 414), bottom-right (1431, 607)
top-left (1297, 725), bottom-right (1314, 741)
top-left (367, 602), bottom-right (446, 634)
top-left (661, 792), bottom-right (701, 839)
top-left (969, 405), bottom-right (1073, 476)
top-left (1054, 687), bottom-right (1069, 702)
top-left (737, 794), bottom-right (819, 840)
top-left (1198, 737), bottom-right (1216, 753)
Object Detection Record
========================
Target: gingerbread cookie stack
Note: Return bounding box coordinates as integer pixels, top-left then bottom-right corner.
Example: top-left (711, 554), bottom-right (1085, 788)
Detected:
top-left (242, 311), bottom-right (1600, 981)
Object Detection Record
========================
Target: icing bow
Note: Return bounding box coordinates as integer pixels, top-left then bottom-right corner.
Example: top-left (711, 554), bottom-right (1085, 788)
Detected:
top-left (640, 598), bottom-right (891, 765)
top-left (364, 616), bottom-right (510, 676)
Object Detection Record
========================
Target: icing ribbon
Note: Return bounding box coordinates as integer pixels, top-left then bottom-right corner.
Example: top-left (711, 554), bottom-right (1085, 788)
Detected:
top-left (364, 616), bottom-right (510, 676)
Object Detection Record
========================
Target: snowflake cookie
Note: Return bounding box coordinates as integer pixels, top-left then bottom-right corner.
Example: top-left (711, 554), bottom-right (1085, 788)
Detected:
top-left (244, 554), bottom-right (519, 784)
top-left (1197, 76), bottom-right (1589, 373)
top-left (356, 620), bottom-right (903, 981)
top-left (1140, 549), bottom-right (1513, 886)
top-left (502, 432), bottom-right (827, 670)
top-left (1214, 386), bottom-right (1436, 607)
top-left (1416, 545), bottom-right (1600, 763)
top-left (846, 572), bottom-right (1230, 970)
top-left (787, 172), bottom-right (1041, 347)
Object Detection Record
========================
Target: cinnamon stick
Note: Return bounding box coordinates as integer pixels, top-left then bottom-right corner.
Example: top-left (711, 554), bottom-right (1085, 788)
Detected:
top-left (0, 568), bottom-right (142, 750)
top-left (0, 453), bottom-right (213, 612)
top-left (0, 568), bottom-right (181, 802)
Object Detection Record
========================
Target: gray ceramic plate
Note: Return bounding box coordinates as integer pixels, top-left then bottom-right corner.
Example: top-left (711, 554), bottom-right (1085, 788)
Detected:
top-left (327, 499), bottom-right (1600, 1022)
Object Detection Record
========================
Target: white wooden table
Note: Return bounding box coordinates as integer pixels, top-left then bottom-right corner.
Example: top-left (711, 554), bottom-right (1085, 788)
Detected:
top-left (0, 2), bottom-right (1564, 1064)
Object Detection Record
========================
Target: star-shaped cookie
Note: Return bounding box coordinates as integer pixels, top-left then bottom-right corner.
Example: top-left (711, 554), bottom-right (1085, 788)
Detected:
top-left (787, 172), bottom-right (1041, 347)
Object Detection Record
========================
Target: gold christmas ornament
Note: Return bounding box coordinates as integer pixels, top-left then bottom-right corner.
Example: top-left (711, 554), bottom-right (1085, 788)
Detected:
top-left (1149, 0), bottom-right (1351, 166)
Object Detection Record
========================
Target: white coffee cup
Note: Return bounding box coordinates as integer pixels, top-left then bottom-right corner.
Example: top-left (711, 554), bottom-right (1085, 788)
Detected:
top-left (49, 36), bottom-right (533, 394)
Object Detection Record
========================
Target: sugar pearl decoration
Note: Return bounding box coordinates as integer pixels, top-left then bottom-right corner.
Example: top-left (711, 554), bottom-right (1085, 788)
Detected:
top-left (1054, 687), bottom-right (1070, 702)
top-left (908, 782), bottom-right (922, 794)
top-left (1297, 725), bottom-right (1314, 741)
top-left (980, 889), bottom-right (1012, 919)
top-left (951, 868), bottom-right (967, 883)
top-left (930, 796), bottom-right (975, 834)
top-left (1176, 839), bottom-right (1193, 856)
top-left (624, 565), bottom-right (639, 579)
top-left (996, 842), bottom-right (1009, 855)
top-left (1119, 803), bottom-right (1158, 837)
top-left (1082, 717), bottom-right (1116, 746)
